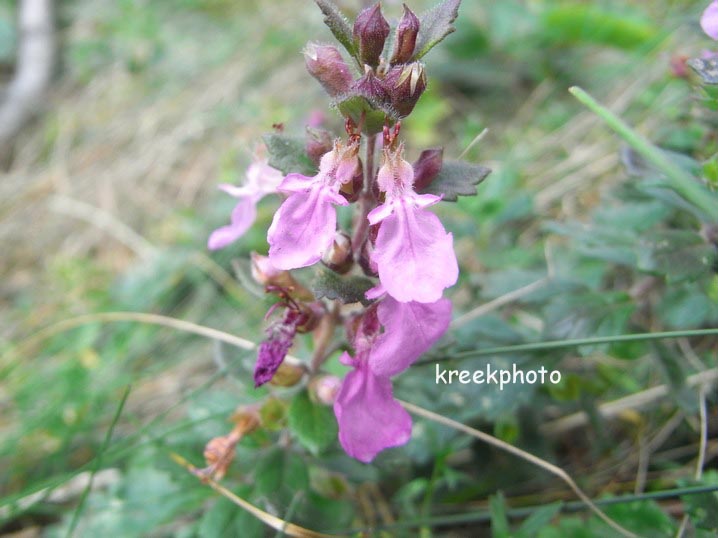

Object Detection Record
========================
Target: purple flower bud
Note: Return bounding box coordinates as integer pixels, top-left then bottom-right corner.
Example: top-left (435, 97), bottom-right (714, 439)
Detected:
top-left (306, 127), bottom-right (334, 167)
top-left (353, 3), bottom-right (390, 68)
top-left (412, 148), bottom-right (444, 191)
top-left (254, 309), bottom-right (301, 387)
top-left (390, 4), bottom-right (420, 65)
top-left (322, 231), bottom-right (354, 274)
top-left (304, 42), bottom-right (354, 97)
top-left (353, 70), bottom-right (391, 107)
top-left (384, 62), bottom-right (427, 117)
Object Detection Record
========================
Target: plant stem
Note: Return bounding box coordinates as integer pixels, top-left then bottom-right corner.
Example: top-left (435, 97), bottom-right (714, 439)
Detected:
top-left (351, 134), bottom-right (377, 255)
top-left (569, 86), bottom-right (718, 221)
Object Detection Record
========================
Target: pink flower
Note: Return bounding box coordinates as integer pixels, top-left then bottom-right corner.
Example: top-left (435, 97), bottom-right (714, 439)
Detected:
top-left (334, 309), bottom-right (411, 462)
top-left (334, 296), bottom-right (451, 462)
top-left (370, 296), bottom-right (452, 377)
top-left (702, 1), bottom-right (718, 40)
top-left (208, 159), bottom-right (283, 250)
top-left (334, 354), bottom-right (412, 463)
top-left (268, 140), bottom-right (360, 270)
top-left (368, 146), bottom-right (458, 303)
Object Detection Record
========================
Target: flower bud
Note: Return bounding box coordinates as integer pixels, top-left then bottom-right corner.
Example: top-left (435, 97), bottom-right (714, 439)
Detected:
top-left (230, 406), bottom-right (261, 436)
top-left (306, 127), bottom-right (334, 167)
top-left (384, 62), bottom-right (427, 117)
top-left (340, 158), bottom-right (364, 203)
top-left (321, 231), bottom-right (353, 274)
top-left (203, 434), bottom-right (238, 480)
top-left (390, 4), bottom-right (420, 65)
top-left (412, 148), bottom-right (444, 191)
top-left (296, 302), bottom-right (324, 334)
top-left (269, 360), bottom-right (305, 387)
top-left (358, 236), bottom-right (379, 277)
top-left (353, 70), bottom-right (391, 107)
top-left (353, 3), bottom-right (390, 68)
top-left (250, 252), bottom-right (313, 300)
top-left (304, 42), bottom-right (354, 97)
top-left (310, 375), bottom-right (342, 405)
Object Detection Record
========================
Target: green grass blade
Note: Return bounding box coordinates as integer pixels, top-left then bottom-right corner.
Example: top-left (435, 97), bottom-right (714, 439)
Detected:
top-left (569, 86), bottom-right (718, 220)
top-left (65, 385), bottom-right (131, 537)
top-left (424, 328), bottom-right (718, 363)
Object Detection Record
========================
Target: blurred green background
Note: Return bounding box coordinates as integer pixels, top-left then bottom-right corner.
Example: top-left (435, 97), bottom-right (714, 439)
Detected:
top-left (1, 0), bottom-right (717, 536)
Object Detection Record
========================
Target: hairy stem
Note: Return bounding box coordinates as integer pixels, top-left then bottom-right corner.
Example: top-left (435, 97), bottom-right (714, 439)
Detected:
top-left (352, 133), bottom-right (377, 255)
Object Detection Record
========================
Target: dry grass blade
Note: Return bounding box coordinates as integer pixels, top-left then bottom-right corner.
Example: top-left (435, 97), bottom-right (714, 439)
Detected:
top-left (170, 453), bottom-right (339, 538)
top-left (399, 400), bottom-right (638, 538)
top-left (451, 277), bottom-right (548, 329)
top-left (13, 311), bottom-right (257, 358)
top-left (542, 369), bottom-right (718, 435)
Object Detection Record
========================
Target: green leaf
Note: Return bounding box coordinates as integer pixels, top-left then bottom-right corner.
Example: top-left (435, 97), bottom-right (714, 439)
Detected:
top-left (254, 446), bottom-right (309, 505)
top-left (287, 390), bottom-right (338, 455)
top-left (314, 0), bottom-right (357, 59)
top-left (637, 230), bottom-right (717, 282)
top-left (490, 492), bottom-right (511, 538)
top-left (688, 57), bottom-right (718, 85)
top-left (335, 94), bottom-right (395, 135)
top-left (198, 498), bottom-right (241, 538)
top-left (418, 160), bottom-right (491, 201)
top-left (262, 133), bottom-right (316, 176)
top-left (681, 472), bottom-right (718, 532)
top-left (311, 269), bottom-right (374, 305)
top-left (600, 500), bottom-right (675, 536)
top-left (703, 154), bottom-right (718, 189)
top-left (413, 0), bottom-right (461, 60)
top-left (517, 502), bottom-right (563, 537)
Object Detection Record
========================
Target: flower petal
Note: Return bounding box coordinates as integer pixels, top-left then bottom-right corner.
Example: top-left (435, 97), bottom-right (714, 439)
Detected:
top-left (702, 1), bottom-right (718, 40)
top-left (267, 184), bottom-right (338, 269)
top-left (373, 202), bottom-right (458, 303)
top-left (246, 161), bottom-right (284, 194)
top-left (278, 173), bottom-right (316, 193)
top-left (334, 363), bottom-right (412, 463)
top-left (370, 297), bottom-right (452, 377)
top-left (207, 196), bottom-right (257, 250)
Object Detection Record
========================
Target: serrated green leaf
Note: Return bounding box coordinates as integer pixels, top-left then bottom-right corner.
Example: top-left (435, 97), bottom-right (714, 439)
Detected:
top-left (288, 390), bottom-right (337, 455)
top-left (413, 0), bottom-right (461, 60)
top-left (311, 269), bottom-right (374, 305)
top-left (262, 133), bottom-right (316, 176)
top-left (314, 0), bottom-right (357, 59)
top-left (418, 160), bottom-right (491, 201)
top-left (335, 94), bottom-right (395, 135)
top-left (637, 230), bottom-right (716, 282)
top-left (600, 500), bottom-right (675, 536)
